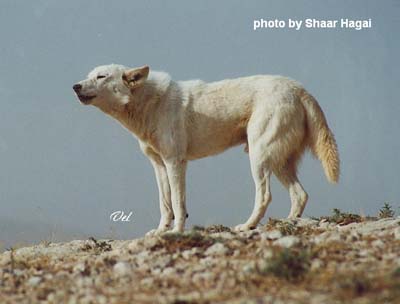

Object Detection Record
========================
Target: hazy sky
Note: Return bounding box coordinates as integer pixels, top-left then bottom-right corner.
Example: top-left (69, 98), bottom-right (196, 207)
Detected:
top-left (0, 0), bottom-right (399, 248)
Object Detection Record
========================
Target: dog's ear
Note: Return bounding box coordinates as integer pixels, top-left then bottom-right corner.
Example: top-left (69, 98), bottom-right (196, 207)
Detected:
top-left (122, 66), bottom-right (150, 89)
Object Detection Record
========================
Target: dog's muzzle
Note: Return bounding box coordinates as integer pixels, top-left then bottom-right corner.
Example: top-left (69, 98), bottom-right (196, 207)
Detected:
top-left (73, 84), bottom-right (96, 104)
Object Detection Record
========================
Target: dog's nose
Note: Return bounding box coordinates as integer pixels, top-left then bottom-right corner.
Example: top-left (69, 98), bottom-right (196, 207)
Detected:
top-left (73, 84), bottom-right (82, 92)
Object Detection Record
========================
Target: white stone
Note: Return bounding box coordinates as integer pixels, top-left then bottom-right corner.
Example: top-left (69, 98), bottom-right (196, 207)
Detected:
top-left (319, 219), bottom-right (330, 228)
top-left (181, 248), bottom-right (200, 260)
top-left (73, 263), bottom-right (86, 273)
top-left (27, 276), bottom-right (41, 286)
top-left (136, 250), bottom-right (151, 264)
top-left (113, 261), bottom-right (131, 276)
top-left (274, 236), bottom-right (300, 248)
top-left (232, 249), bottom-right (241, 257)
top-left (210, 231), bottom-right (235, 239)
top-left (393, 227), bottom-right (400, 240)
top-left (192, 271), bottom-right (214, 284)
top-left (295, 218), bottom-right (319, 227)
top-left (140, 277), bottom-right (154, 287)
top-left (205, 243), bottom-right (229, 256)
top-left (327, 233), bottom-right (343, 243)
top-left (260, 229), bottom-right (282, 240)
top-left (371, 239), bottom-right (385, 248)
top-left (162, 267), bottom-right (176, 276)
top-left (311, 259), bottom-right (323, 270)
top-left (242, 262), bottom-right (256, 274)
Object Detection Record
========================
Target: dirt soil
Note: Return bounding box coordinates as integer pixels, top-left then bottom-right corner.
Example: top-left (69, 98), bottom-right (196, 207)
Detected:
top-left (1, 216), bottom-right (399, 304)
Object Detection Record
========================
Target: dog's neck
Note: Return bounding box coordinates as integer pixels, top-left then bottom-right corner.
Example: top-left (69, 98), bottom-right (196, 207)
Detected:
top-left (111, 85), bottom-right (165, 144)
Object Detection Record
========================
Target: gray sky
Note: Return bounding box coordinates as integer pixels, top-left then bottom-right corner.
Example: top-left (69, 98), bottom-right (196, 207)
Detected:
top-left (0, 0), bottom-right (399, 248)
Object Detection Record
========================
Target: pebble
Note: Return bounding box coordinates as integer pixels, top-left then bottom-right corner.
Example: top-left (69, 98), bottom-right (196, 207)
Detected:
top-left (113, 262), bottom-right (131, 276)
top-left (371, 239), bottom-right (385, 248)
top-left (205, 243), bottom-right (229, 256)
top-left (394, 227), bottom-right (400, 240)
top-left (274, 236), bottom-right (300, 248)
top-left (260, 229), bottom-right (282, 240)
top-left (2, 218), bottom-right (400, 303)
top-left (27, 276), bottom-right (41, 286)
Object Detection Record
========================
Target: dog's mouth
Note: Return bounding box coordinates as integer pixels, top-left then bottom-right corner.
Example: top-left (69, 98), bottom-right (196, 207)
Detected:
top-left (77, 94), bottom-right (96, 104)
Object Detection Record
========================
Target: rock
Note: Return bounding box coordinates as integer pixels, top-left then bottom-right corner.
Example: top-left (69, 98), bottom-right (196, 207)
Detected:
top-left (260, 229), bottom-right (282, 240)
top-left (319, 219), bottom-right (330, 229)
top-left (192, 271), bottom-right (215, 284)
top-left (73, 263), bottom-right (86, 273)
top-left (2, 217), bottom-right (400, 303)
top-left (242, 262), bottom-right (256, 274)
top-left (210, 231), bottom-right (235, 239)
top-left (162, 267), bottom-right (176, 276)
top-left (156, 255), bottom-right (172, 269)
top-left (182, 247), bottom-right (200, 260)
top-left (204, 243), bottom-right (229, 256)
top-left (113, 262), bottom-right (131, 276)
top-left (238, 229), bottom-right (260, 238)
top-left (346, 231), bottom-right (361, 242)
top-left (140, 277), bottom-right (154, 287)
top-left (295, 218), bottom-right (319, 227)
top-left (274, 236), bottom-right (300, 248)
top-left (394, 227), bottom-right (400, 240)
top-left (27, 276), bottom-right (41, 286)
top-left (311, 259), bottom-right (323, 270)
top-left (371, 239), bottom-right (385, 248)
top-left (136, 250), bottom-right (151, 264)
top-left (326, 233), bottom-right (343, 243)
top-left (127, 239), bottom-right (144, 252)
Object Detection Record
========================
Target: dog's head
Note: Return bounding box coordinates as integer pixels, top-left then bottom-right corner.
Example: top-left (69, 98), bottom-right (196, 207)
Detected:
top-left (73, 64), bottom-right (150, 113)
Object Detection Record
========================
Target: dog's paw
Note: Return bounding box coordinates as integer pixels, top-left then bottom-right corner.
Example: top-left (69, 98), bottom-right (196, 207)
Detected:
top-left (169, 227), bottom-right (184, 234)
top-left (233, 223), bottom-right (254, 232)
top-left (145, 228), bottom-right (169, 237)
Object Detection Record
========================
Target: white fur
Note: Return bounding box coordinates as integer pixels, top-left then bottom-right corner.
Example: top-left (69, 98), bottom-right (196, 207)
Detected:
top-left (74, 65), bottom-right (339, 235)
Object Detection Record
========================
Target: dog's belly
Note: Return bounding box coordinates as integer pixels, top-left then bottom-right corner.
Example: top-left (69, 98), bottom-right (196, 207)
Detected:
top-left (186, 119), bottom-right (248, 160)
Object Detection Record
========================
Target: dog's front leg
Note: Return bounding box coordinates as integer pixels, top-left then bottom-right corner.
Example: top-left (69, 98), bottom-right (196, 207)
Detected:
top-left (140, 143), bottom-right (174, 236)
top-left (145, 160), bottom-right (174, 236)
top-left (164, 159), bottom-right (187, 233)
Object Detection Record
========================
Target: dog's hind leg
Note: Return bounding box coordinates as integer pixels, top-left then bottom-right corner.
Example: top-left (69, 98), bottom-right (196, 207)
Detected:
top-left (234, 104), bottom-right (306, 231)
top-left (274, 155), bottom-right (308, 219)
top-left (234, 157), bottom-right (272, 231)
top-left (234, 127), bottom-right (274, 232)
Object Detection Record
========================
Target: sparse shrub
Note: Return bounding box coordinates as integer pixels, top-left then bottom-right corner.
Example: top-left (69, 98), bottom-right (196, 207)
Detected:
top-left (266, 218), bottom-right (297, 235)
top-left (192, 225), bottom-right (205, 232)
top-left (337, 274), bottom-right (372, 297)
top-left (205, 224), bottom-right (231, 233)
top-left (320, 208), bottom-right (362, 225)
top-left (261, 248), bottom-right (310, 281)
top-left (158, 231), bottom-right (216, 252)
top-left (392, 267), bottom-right (400, 278)
top-left (81, 237), bottom-right (112, 253)
top-left (379, 202), bottom-right (395, 218)
top-left (192, 224), bottom-right (231, 233)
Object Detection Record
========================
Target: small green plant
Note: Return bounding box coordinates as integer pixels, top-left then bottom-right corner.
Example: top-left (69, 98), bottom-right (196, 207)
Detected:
top-left (392, 267), bottom-right (400, 278)
top-left (261, 248), bottom-right (310, 281)
top-left (379, 202), bottom-right (395, 218)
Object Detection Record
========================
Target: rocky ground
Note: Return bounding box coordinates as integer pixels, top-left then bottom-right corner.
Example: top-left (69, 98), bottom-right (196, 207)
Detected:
top-left (1, 211), bottom-right (400, 304)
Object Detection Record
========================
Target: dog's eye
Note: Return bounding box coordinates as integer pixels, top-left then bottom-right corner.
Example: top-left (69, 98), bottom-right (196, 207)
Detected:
top-left (97, 75), bottom-right (106, 79)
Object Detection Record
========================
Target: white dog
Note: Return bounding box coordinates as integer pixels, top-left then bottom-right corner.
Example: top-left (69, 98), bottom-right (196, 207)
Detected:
top-left (73, 64), bottom-right (339, 235)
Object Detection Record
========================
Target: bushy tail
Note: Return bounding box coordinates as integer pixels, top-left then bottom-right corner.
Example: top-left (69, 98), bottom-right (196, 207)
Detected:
top-left (300, 90), bottom-right (340, 183)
